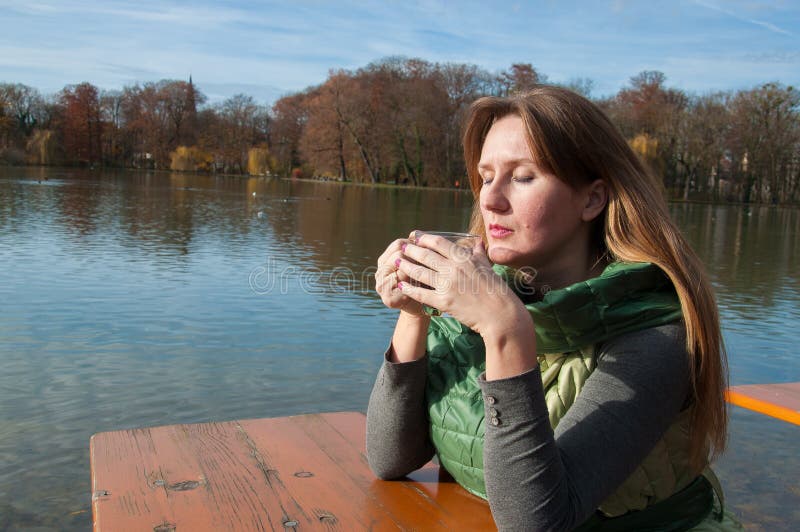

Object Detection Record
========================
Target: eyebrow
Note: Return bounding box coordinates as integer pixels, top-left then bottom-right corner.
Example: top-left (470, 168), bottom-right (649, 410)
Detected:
top-left (477, 158), bottom-right (538, 171)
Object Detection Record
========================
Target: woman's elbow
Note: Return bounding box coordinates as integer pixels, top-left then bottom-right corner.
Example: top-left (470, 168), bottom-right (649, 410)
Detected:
top-left (367, 459), bottom-right (408, 480)
top-left (365, 439), bottom-right (434, 480)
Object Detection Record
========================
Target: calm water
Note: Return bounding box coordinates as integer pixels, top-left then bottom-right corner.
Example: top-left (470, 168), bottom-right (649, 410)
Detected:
top-left (0, 167), bottom-right (798, 531)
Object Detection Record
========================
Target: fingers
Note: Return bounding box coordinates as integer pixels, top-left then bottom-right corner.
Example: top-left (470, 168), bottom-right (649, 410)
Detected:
top-left (376, 248), bottom-right (416, 295)
top-left (397, 257), bottom-right (439, 290)
top-left (376, 254), bottom-right (402, 292)
top-left (376, 243), bottom-right (405, 281)
top-left (376, 253), bottom-right (400, 279)
top-left (401, 241), bottom-right (448, 272)
top-left (396, 278), bottom-right (433, 307)
top-left (473, 238), bottom-right (487, 256)
top-left (375, 268), bottom-right (396, 292)
top-left (407, 233), bottom-right (484, 266)
top-left (377, 238), bottom-right (410, 266)
top-left (398, 233), bottom-right (486, 291)
top-left (376, 233), bottom-right (441, 304)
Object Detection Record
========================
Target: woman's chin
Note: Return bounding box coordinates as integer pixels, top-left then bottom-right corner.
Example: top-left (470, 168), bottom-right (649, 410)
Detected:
top-left (488, 246), bottom-right (523, 268)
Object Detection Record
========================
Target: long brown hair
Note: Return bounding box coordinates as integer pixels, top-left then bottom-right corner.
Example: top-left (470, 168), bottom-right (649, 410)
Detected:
top-left (462, 86), bottom-right (728, 471)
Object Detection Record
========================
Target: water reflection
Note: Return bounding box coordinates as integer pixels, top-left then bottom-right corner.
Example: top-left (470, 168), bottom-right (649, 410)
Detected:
top-left (671, 203), bottom-right (800, 301)
top-left (0, 167), bottom-right (798, 530)
top-left (669, 203), bottom-right (800, 385)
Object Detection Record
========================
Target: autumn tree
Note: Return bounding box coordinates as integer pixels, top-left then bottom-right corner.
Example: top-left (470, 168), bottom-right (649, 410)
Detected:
top-left (333, 64), bottom-right (390, 184)
top-left (617, 71), bottom-right (670, 135)
top-left (119, 79), bottom-right (205, 168)
top-left (0, 91), bottom-right (13, 153)
top-left (612, 71), bottom-right (689, 191)
top-left (58, 82), bottom-right (103, 165)
top-left (291, 58), bottom-right (547, 186)
top-left (563, 77), bottom-right (595, 98)
top-left (170, 145), bottom-right (213, 172)
top-left (379, 58), bottom-right (450, 186)
top-left (271, 92), bottom-right (308, 176)
top-left (496, 63), bottom-right (547, 96)
top-left (121, 82), bottom-right (168, 167)
top-left (299, 77), bottom-right (350, 180)
top-left (26, 129), bottom-right (59, 165)
top-left (674, 92), bottom-right (731, 200)
top-left (100, 89), bottom-right (124, 165)
top-left (0, 83), bottom-right (49, 164)
top-left (194, 107), bottom-right (221, 168)
top-left (161, 79), bottom-right (204, 147)
top-left (247, 144), bottom-right (276, 175)
top-left (296, 64), bottom-right (389, 184)
top-left (209, 94), bottom-right (269, 173)
top-left (435, 62), bottom-right (493, 185)
top-left (729, 83), bottom-right (800, 203)
top-left (0, 84), bottom-right (45, 140)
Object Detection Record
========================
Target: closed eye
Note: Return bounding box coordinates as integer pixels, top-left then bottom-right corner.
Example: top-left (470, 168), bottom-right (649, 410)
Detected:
top-left (512, 176), bottom-right (534, 183)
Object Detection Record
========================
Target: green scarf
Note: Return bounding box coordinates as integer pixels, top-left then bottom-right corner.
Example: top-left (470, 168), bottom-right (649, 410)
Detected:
top-left (492, 261), bottom-right (683, 352)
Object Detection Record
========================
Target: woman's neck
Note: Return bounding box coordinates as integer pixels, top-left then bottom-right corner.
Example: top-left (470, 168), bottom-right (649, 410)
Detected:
top-left (526, 254), bottom-right (609, 298)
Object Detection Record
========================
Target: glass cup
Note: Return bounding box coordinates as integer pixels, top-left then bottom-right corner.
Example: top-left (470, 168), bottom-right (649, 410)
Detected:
top-left (412, 231), bottom-right (481, 316)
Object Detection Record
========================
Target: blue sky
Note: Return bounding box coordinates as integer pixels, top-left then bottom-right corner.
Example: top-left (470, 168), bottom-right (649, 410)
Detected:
top-left (1, 0), bottom-right (798, 104)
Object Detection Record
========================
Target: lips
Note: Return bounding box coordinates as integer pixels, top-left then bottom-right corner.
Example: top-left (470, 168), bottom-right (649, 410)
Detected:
top-left (488, 224), bottom-right (513, 238)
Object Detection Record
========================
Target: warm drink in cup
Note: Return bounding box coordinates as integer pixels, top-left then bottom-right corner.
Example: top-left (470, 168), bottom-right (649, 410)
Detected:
top-left (413, 231), bottom-right (481, 263)
top-left (412, 231), bottom-right (481, 316)
top-left (414, 231), bottom-right (481, 248)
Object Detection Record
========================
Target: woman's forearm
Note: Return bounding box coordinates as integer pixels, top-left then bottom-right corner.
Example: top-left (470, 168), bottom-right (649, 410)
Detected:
top-left (366, 351), bottom-right (435, 479)
top-left (366, 311), bottom-right (435, 479)
top-left (482, 310), bottom-right (538, 380)
top-left (389, 311), bottom-right (431, 363)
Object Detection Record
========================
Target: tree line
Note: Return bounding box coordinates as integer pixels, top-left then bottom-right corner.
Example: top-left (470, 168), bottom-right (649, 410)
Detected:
top-left (1, 57), bottom-right (798, 203)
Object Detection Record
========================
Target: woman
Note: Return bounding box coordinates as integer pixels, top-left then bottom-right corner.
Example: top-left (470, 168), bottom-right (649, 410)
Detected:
top-left (367, 86), bottom-right (741, 531)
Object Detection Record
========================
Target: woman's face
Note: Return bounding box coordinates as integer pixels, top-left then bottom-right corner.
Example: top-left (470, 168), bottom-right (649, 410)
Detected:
top-left (478, 115), bottom-right (594, 277)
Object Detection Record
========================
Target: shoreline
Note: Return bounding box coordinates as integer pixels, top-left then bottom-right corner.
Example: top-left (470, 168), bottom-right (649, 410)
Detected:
top-left (3, 163), bottom-right (798, 207)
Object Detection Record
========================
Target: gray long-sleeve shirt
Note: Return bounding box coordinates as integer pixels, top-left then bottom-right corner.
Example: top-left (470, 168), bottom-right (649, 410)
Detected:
top-left (366, 323), bottom-right (691, 531)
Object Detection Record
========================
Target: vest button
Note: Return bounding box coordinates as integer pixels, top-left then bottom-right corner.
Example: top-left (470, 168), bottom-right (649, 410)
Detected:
top-left (485, 395), bottom-right (496, 405)
top-left (490, 417), bottom-right (501, 426)
top-left (488, 407), bottom-right (498, 417)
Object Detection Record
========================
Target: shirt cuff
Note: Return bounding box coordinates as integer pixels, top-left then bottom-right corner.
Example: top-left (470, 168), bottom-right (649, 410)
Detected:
top-left (379, 344), bottom-right (429, 384)
top-left (477, 365), bottom-right (548, 428)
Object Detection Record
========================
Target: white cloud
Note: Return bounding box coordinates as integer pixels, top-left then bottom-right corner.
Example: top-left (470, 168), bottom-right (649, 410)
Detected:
top-left (693, 0), bottom-right (793, 36)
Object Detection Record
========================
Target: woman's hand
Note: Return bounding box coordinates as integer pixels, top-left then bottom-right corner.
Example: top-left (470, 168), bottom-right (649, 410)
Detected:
top-left (396, 232), bottom-right (526, 336)
top-left (399, 232), bottom-right (538, 378)
top-left (375, 234), bottom-right (427, 318)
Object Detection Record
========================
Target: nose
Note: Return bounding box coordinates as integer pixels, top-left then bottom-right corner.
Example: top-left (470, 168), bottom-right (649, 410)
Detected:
top-left (480, 181), bottom-right (510, 213)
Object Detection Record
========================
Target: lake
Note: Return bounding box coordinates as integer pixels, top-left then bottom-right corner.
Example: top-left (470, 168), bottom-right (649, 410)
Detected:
top-left (1, 167), bottom-right (798, 530)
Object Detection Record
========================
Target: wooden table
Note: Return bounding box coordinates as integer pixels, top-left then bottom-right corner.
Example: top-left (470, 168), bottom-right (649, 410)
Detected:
top-left (726, 382), bottom-right (800, 426)
top-left (90, 412), bottom-right (495, 531)
top-left (91, 383), bottom-right (799, 530)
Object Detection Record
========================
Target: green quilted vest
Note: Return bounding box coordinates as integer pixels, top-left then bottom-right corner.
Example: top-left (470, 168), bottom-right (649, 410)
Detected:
top-left (425, 261), bottom-right (696, 516)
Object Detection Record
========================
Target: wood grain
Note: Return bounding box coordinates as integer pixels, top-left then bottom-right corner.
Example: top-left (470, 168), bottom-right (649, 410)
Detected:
top-left (91, 412), bottom-right (494, 531)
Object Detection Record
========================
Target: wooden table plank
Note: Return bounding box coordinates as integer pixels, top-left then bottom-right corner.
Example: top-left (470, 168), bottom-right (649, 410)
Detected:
top-left (91, 412), bottom-right (494, 531)
top-left (291, 413), bottom-right (494, 530)
top-left (238, 414), bottom-right (404, 530)
top-left (726, 382), bottom-right (800, 426)
top-left (91, 420), bottom-right (304, 531)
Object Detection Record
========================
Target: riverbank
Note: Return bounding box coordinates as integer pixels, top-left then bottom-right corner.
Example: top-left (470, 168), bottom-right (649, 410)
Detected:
top-left (4, 163), bottom-right (799, 207)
